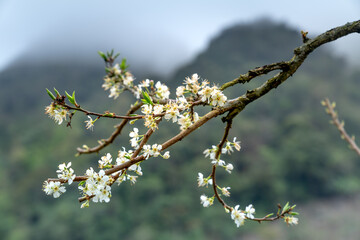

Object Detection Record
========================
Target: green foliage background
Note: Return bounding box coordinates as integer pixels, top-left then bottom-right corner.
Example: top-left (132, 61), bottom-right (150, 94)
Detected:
top-left (0, 20), bottom-right (359, 239)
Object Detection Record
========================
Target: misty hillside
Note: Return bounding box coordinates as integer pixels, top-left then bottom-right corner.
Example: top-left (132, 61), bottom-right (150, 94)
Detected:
top-left (1, 20), bottom-right (360, 240)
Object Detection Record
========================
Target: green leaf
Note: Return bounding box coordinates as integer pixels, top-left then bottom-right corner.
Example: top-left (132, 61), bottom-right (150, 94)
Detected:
top-left (65, 91), bottom-right (78, 106)
top-left (78, 181), bottom-right (85, 186)
top-left (142, 91), bottom-right (153, 105)
top-left (46, 88), bottom-right (56, 100)
top-left (265, 213), bottom-right (274, 218)
top-left (72, 91), bottom-right (78, 106)
top-left (282, 202), bottom-right (290, 213)
top-left (53, 88), bottom-right (61, 97)
top-left (290, 212), bottom-right (299, 216)
top-left (113, 53), bottom-right (120, 60)
top-left (120, 58), bottom-right (128, 70)
top-left (65, 91), bottom-right (75, 105)
top-left (98, 51), bottom-right (107, 61)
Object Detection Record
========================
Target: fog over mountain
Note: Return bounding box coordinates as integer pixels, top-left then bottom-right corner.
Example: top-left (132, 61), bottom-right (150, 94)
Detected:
top-left (1, 0), bottom-right (359, 76)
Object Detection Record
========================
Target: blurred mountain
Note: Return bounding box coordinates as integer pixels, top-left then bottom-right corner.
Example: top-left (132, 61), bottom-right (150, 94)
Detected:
top-left (1, 19), bottom-right (359, 239)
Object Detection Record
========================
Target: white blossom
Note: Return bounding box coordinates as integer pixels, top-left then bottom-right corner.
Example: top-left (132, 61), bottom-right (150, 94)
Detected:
top-left (197, 173), bottom-right (213, 187)
top-left (200, 194), bottom-right (213, 207)
top-left (153, 104), bottom-right (164, 115)
top-left (211, 158), bottom-right (225, 166)
top-left (85, 116), bottom-right (94, 131)
top-left (245, 204), bottom-right (255, 219)
top-left (224, 163), bottom-right (234, 174)
top-left (109, 85), bottom-right (121, 99)
top-left (162, 151), bottom-right (170, 159)
top-left (98, 153), bottom-right (112, 168)
top-left (53, 108), bottom-right (68, 125)
top-left (233, 137), bottom-right (241, 151)
top-left (222, 141), bottom-right (233, 154)
top-left (176, 86), bottom-right (185, 96)
top-left (112, 64), bottom-right (121, 75)
top-left (142, 144), bottom-right (152, 159)
top-left (123, 72), bottom-right (134, 86)
top-left (155, 81), bottom-right (170, 99)
top-left (203, 145), bottom-right (217, 159)
top-left (221, 187), bottom-right (231, 197)
top-left (210, 89), bottom-right (227, 107)
top-left (43, 181), bottom-right (66, 198)
top-left (127, 175), bottom-right (138, 184)
top-left (141, 104), bottom-right (152, 115)
top-left (284, 216), bottom-right (299, 225)
top-left (56, 162), bottom-right (76, 184)
top-left (231, 205), bottom-right (246, 227)
top-left (151, 144), bottom-right (162, 157)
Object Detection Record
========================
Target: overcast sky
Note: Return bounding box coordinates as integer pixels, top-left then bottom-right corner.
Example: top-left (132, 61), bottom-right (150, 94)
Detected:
top-left (0, 0), bottom-right (359, 75)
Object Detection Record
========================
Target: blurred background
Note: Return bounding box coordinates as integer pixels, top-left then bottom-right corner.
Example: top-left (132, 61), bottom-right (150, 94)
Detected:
top-left (0, 0), bottom-right (360, 239)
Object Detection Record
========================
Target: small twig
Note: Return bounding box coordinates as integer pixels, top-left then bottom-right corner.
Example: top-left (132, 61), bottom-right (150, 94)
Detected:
top-left (77, 103), bottom-right (142, 155)
top-left (63, 103), bottom-right (144, 120)
top-left (211, 120), bottom-right (232, 211)
top-left (322, 98), bottom-right (360, 156)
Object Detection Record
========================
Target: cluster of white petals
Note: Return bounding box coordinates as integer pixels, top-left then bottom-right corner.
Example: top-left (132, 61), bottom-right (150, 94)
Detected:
top-left (155, 81), bottom-right (170, 100)
top-left (102, 64), bottom-right (135, 99)
top-left (129, 127), bottom-right (140, 148)
top-left (245, 204), bottom-right (256, 219)
top-left (84, 116), bottom-right (94, 131)
top-left (197, 173), bottom-right (213, 187)
top-left (284, 216), bottom-right (299, 225)
top-left (43, 181), bottom-right (66, 198)
top-left (98, 153), bottom-right (113, 168)
top-left (56, 162), bottom-right (76, 184)
top-left (79, 168), bottom-right (112, 204)
top-left (200, 194), bottom-right (214, 207)
top-left (45, 104), bottom-right (68, 125)
top-left (231, 205), bottom-right (246, 227)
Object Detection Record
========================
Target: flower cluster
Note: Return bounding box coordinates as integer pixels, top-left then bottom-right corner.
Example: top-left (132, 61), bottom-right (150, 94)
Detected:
top-left (178, 73), bottom-right (228, 107)
top-left (43, 181), bottom-right (66, 198)
top-left (56, 162), bottom-right (76, 184)
top-left (43, 126), bottom-right (170, 207)
top-left (45, 103), bottom-right (69, 125)
top-left (199, 137), bottom-right (277, 228)
top-left (102, 64), bottom-right (135, 99)
top-left (200, 194), bottom-right (214, 207)
top-left (202, 138), bottom-right (240, 173)
top-left (284, 216), bottom-right (299, 226)
top-left (197, 173), bottom-right (213, 187)
top-left (79, 168), bottom-right (112, 205)
top-left (231, 205), bottom-right (246, 227)
top-left (98, 153), bottom-right (113, 169)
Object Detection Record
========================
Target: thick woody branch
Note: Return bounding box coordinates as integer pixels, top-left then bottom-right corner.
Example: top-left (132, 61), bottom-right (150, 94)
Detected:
top-left (222, 20), bottom-right (360, 122)
top-left (220, 61), bottom-right (289, 91)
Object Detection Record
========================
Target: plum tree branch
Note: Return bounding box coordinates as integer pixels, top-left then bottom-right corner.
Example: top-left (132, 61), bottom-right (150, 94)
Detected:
top-left (221, 20), bottom-right (360, 122)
